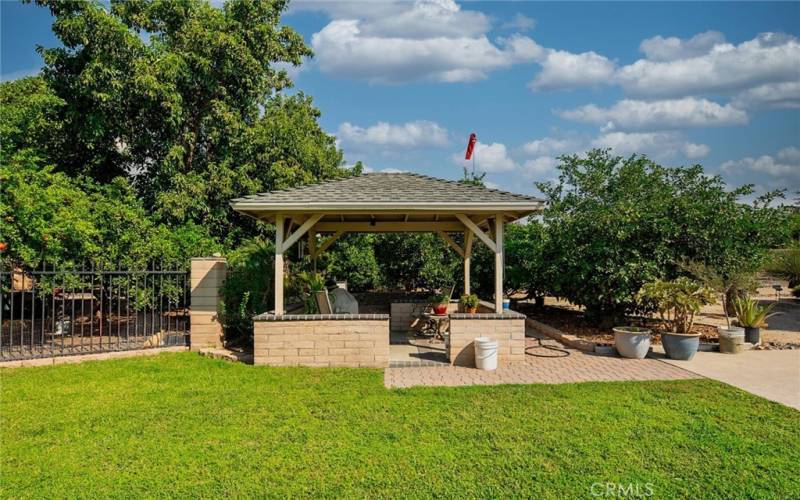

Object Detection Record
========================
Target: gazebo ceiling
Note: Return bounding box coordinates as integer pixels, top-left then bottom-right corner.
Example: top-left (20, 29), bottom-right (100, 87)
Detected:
top-left (230, 172), bottom-right (544, 227)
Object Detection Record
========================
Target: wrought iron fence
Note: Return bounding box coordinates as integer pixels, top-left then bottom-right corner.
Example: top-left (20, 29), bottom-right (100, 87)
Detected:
top-left (0, 263), bottom-right (190, 360)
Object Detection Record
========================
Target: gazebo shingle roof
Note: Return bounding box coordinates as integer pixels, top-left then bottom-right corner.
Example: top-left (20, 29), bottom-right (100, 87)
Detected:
top-left (230, 172), bottom-right (544, 208)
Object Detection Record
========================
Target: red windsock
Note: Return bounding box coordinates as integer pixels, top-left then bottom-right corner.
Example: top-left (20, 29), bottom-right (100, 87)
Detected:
top-left (465, 133), bottom-right (477, 160)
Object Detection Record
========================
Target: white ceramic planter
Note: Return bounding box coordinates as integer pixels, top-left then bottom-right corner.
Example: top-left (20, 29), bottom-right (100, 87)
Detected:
top-left (613, 327), bottom-right (652, 359)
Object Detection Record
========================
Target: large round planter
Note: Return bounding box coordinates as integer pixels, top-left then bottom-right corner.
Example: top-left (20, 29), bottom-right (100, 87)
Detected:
top-left (661, 332), bottom-right (700, 360)
top-left (718, 326), bottom-right (745, 354)
top-left (744, 326), bottom-right (761, 345)
top-left (613, 327), bottom-right (652, 359)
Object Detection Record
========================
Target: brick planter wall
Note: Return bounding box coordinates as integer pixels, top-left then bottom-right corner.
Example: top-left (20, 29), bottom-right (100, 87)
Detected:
top-left (253, 314), bottom-right (390, 367)
top-left (447, 302), bottom-right (525, 367)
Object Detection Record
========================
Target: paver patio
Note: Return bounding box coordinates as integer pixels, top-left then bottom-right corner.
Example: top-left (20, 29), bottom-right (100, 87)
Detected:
top-left (385, 335), bottom-right (699, 388)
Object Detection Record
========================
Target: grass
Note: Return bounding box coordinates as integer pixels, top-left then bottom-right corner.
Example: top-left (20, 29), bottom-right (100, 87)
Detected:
top-left (2, 353), bottom-right (799, 498)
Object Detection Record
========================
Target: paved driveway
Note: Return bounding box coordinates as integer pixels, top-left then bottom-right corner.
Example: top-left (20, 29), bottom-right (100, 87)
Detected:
top-left (659, 350), bottom-right (800, 410)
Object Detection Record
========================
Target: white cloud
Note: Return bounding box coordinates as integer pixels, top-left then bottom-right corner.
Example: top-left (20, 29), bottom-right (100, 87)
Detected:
top-left (522, 156), bottom-right (560, 178)
top-left (617, 33), bottom-right (800, 98)
top-left (502, 13), bottom-right (536, 31)
top-left (338, 120), bottom-right (450, 149)
top-left (591, 131), bottom-right (709, 161)
top-left (557, 98), bottom-right (748, 131)
top-left (452, 142), bottom-right (518, 172)
top-left (721, 147), bottom-right (800, 179)
top-left (361, 166), bottom-right (409, 174)
top-left (522, 137), bottom-right (579, 156)
top-left (309, 0), bottom-right (543, 83)
top-left (732, 81), bottom-right (800, 110)
top-left (529, 49), bottom-right (615, 91)
top-left (639, 31), bottom-right (726, 61)
top-left (683, 143), bottom-right (711, 159)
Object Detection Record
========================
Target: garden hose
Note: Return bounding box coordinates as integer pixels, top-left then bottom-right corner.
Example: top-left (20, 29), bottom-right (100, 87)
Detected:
top-left (524, 337), bottom-right (571, 358)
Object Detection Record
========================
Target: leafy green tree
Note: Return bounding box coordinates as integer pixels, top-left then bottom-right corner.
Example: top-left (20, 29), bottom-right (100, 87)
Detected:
top-left (29, 0), bottom-right (346, 244)
top-left (324, 234), bottom-right (381, 292)
top-left (536, 149), bottom-right (788, 326)
top-left (0, 150), bottom-right (218, 269)
top-left (0, 76), bottom-right (64, 165)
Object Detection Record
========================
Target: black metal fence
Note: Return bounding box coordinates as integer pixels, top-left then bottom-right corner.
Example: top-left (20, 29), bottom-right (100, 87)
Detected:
top-left (0, 263), bottom-right (190, 361)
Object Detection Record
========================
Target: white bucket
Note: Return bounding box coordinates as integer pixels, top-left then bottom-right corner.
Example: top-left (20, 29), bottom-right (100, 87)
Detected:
top-left (474, 336), bottom-right (499, 371)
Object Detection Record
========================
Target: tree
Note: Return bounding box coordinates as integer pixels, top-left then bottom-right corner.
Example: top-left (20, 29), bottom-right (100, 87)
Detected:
top-left (536, 149), bottom-right (788, 327)
top-left (29, 0), bottom-right (346, 244)
top-left (0, 76), bottom-right (64, 166)
top-left (0, 150), bottom-right (218, 269)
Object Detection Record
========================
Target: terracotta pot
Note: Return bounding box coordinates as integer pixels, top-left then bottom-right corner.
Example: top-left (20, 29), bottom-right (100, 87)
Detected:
top-left (465, 306), bottom-right (477, 314)
top-left (433, 304), bottom-right (448, 315)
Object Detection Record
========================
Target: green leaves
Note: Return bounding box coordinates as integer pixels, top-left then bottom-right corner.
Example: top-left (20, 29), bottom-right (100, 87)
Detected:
top-left (536, 149), bottom-right (789, 325)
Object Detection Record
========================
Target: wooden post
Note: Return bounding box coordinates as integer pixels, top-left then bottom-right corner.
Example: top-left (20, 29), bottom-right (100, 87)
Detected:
top-left (494, 214), bottom-right (504, 313)
top-left (464, 229), bottom-right (473, 296)
top-left (308, 230), bottom-right (317, 272)
top-left (274, 214), bottom-right (284, 315)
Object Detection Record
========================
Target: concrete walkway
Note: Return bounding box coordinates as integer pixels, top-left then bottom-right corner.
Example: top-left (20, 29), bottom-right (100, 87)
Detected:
top-left (659, 350), bottom-right (800, 410)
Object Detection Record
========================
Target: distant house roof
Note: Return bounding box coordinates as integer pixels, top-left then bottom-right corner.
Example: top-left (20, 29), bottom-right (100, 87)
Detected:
top-left (230, 173), bottom-right (543, 225)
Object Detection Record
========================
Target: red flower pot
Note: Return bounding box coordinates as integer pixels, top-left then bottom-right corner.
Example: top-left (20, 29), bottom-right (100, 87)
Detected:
top-left (433, 304), bottom-right (448, 315)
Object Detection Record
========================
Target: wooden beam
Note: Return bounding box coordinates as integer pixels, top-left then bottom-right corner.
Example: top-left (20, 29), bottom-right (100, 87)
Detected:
top-left (313, 221), bottom-right (465, 233)
top-left (281, 214), bottom-right (323, 252)
top-left (317, 230), bottom-right (345, 255)
top-left (436, 231), bottom-right (464, 258)
top-left (455, 214), bottom-right (496, 253)
top-left (274, 214), bottom-right (285, 315)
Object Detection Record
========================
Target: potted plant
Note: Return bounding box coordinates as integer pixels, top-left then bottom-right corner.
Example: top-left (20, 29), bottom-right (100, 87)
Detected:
top-left (611, 325), bottom-right (652, 359)
top-left (459, 294), bottom-right (479, 313)
top-left (637, 277), bottom-right (715, 360)
top-left (429, 293), bottom-right (449, 315)
top-left (732, 296), bottom-right (780, 345)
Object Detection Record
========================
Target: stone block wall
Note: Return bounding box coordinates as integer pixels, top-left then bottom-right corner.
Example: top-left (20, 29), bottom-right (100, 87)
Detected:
top-left (253, 314), bottom-right (390, 367)
top-left (190, 257), bottom-right (226, 351)
top-left (448, 307), bottom-right (526, 367)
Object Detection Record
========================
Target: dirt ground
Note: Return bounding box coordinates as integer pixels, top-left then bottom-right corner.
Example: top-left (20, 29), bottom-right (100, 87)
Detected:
top-left (521, 277), bottom-right (799, 348)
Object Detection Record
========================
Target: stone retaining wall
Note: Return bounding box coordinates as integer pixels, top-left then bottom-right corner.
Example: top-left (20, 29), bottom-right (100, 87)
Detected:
top-left (253, 314), bottom-right (390, 367)
top-left (448, 302), bottom-right (526, 367)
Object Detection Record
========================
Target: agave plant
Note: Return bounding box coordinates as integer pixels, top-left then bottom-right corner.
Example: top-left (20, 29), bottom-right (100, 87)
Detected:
top-left (732, 296), bottom-right (782, 328)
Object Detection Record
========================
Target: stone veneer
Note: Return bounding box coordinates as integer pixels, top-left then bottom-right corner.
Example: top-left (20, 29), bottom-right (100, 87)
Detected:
top-left (253, 313), bottom-right (390, 367)
top-left (447, 302), bottom-right (526, 367)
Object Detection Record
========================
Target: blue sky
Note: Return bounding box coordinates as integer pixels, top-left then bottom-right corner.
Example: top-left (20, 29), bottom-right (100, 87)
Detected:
top-left (2, 1), bottom-right (799, 197)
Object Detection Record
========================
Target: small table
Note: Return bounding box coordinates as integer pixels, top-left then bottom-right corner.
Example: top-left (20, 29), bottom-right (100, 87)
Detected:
top-left (422, 313), bottom-right (449, 342)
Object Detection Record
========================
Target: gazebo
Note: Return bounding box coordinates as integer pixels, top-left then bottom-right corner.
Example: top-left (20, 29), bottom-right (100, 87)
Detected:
top-left (230, 172), bottom-right (544, 368)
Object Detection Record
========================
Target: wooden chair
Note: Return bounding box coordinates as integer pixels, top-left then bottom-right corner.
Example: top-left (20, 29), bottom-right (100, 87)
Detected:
top-left (314, 290), bottom-right (333, 315)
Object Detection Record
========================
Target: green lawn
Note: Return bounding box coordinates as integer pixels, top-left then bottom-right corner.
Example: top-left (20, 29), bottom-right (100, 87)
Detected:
top-left (2, 353), bottom-right (798, 498)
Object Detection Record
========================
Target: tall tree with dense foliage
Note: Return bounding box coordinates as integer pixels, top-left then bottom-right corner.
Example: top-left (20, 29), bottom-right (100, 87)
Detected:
top-left (28, 0), bottom-right (347, 243)
top-left (537, 149), bottom-right (788, 326)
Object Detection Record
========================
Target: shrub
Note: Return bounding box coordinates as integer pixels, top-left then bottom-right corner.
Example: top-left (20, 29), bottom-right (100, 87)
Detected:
top-left (637, 278), bottom-right (716, 333)
top-left (220, 238), bottom-right (274, 345)
top-left (536, 149), bottom-right (788, 327)
top-left (765, 244), bottom-right (800, 288)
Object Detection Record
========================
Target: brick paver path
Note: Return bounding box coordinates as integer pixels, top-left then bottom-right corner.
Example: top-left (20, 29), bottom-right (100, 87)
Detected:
top-left (384, 336), bottom-right (700, 388)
